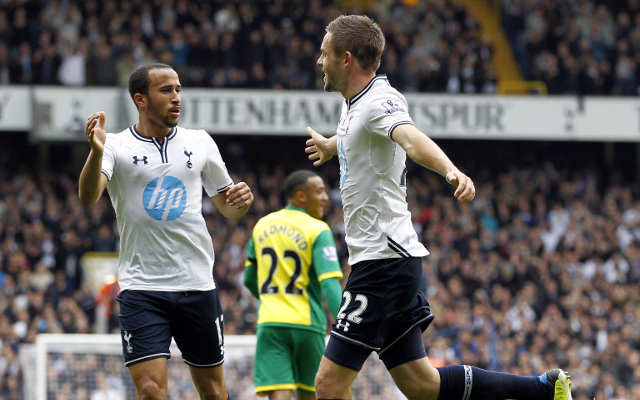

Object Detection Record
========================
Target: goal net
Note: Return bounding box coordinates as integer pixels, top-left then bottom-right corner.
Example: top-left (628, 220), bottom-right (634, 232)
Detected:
top-left (22, 334), bottom-right (405, 399)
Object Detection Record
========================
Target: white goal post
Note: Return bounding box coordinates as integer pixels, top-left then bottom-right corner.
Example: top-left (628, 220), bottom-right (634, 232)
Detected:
top-left (25, 333), bottom-right (404, 400)
top-left (29, 334), bottom-right (257, 400)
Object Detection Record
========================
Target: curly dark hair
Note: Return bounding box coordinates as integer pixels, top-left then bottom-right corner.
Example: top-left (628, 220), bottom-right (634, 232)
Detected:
top-left (127, 63), bottom-right (173, 108)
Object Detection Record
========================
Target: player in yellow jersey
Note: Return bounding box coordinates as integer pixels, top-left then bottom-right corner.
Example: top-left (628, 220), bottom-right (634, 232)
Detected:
top-left (244, 170), bottom-right (343, 400)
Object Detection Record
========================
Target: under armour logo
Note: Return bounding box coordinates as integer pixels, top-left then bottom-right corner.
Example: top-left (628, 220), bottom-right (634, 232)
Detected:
top-left (133, 155), bottom-right (148, 165)
top-left (184, 148), bottom-right (193, 169)
top-left (123, 331), bottom-right (133, 354)
top-left (336, 319), bottom-right (350, 331)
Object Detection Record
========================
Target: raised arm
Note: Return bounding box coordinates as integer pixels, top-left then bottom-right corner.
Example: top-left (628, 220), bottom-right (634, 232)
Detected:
top-left (211, 182), bottom-right (254, 219)
top-left (305, 127), bottom-right (337, 166)
top-left (392, 124), bottom-right (475, 204)
top-left (79, 111), bottom-right (109, 206)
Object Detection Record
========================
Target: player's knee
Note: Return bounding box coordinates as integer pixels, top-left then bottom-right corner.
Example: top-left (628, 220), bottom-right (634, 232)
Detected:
top-left (394, 373), bottom-right (439, 400)
top-left (399, 384), bottom-right (438, 400)
top-left (199, 387), bottom-right (228, 400)
top-left (266, 389), bottom-right (294, 400)
top-left (201, 394), bottom-right (227, 400)
top-left (314, 370), bottom-right (330, 395)
top-left (137, 380), bottom-right (166, 400)
top-left (315, 369), bottom-right (346, 398)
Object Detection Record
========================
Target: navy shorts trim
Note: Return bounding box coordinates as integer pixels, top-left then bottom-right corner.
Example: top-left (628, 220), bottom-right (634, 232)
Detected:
top-left (378, 316), bottom-right (432, 356)
top-left (330, 331), bottom-right (380, 351)
top-left (118, 289), bottom-right (225, 368)
top-left (125, 353), bottom-right (171, 367)
top-left (328, 312), bottom-right (434, 355)
top-left (378, 325), bottom-right (427, 370)
top-left (324, 334), bottom-right (372, 372)
top-left (185, 359), bottom-right (225, 368)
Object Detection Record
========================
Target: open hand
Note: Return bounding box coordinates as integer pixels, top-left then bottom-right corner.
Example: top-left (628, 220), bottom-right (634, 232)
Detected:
top-left (446, 170), bottom-right (475, 204)
top-left (305, 127), bottom-right (333, 166)
top-left (86, 111), bottom-right (107, 153)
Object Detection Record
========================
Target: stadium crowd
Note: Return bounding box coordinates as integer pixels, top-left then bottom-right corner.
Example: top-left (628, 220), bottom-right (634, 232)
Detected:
top-left (0, 136), bottom-right (637, 400)
top-left (5, 0), bottom-right (640, 95)
top-left (1, 0), bottom-right (640, 399)
top-left (503, 0), bottom-right (640, 95)
top-left (0, 0), bottom-right (497, 93)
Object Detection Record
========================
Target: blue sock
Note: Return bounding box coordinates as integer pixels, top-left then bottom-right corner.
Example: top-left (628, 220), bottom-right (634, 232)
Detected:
top-left (436, 365), bottom-right (547, 400)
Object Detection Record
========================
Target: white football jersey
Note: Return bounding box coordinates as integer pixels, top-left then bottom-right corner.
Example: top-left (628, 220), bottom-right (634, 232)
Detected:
top-left (336, 75), bottom-right (429, 264)
top-left (101, 125), bottom-right (233, 292)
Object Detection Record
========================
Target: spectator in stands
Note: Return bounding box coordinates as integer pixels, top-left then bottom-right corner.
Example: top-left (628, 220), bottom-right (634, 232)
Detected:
top-left (57, 42), bottom-right (86, 86)
top-left (32, 44), bottom-right (61, 85)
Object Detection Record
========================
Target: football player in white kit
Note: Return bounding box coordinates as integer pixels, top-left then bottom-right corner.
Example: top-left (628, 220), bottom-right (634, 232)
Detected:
top-left (79, 63), bottom-right (253, 400)
top-left (305, 15), bottom-right (573, 400)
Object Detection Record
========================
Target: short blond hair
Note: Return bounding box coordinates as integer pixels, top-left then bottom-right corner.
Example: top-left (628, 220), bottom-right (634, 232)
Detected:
top-left (326, 15), bottom-right (385, 72)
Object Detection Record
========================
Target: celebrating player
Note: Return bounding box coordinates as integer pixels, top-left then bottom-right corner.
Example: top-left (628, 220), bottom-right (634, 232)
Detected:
top-left (79, 63), bottom-right (253, 400)
top-left (305, 14), bottom-right (573, 400)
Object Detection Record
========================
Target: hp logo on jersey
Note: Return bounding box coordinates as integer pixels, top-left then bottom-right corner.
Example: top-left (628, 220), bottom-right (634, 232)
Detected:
top-left (142, 175), bottom-right (187, 222)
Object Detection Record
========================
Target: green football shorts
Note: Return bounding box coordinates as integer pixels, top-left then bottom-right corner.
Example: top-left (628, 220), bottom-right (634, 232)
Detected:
top-left (254, 325), bottom-right (326, 396)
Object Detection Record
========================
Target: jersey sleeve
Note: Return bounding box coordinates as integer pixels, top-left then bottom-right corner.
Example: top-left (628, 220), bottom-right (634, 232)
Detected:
top-left (245, 236), bottom-right (256, 264)
top-left (200, 131), bottom-right (234, 197)
top-left (312, 229), bottom-right (343, 282)
top-left (243, 237), bottom-right (259, 298)
top-left (101, 133), bottom-right (118, 181)
top-left (320, 278), bottom-right (343, 317)
top-left (363, 92), bottom-right (415, 139)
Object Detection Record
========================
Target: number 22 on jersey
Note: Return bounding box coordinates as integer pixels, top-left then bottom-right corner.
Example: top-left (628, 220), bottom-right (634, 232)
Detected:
top-left (259, 247), bottom-right (304, 296)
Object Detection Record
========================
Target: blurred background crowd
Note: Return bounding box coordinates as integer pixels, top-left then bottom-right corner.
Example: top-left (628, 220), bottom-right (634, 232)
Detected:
top-left (2, 0), bottom-right (640, 94)
top-left (502, 0), bottom-right (640, 95)
top-left (1, 0), bottom-right (640, 399)
top-left (0, 135), bottom-right (638, 400)
top-left (0, 0), bottom-right (497, 92)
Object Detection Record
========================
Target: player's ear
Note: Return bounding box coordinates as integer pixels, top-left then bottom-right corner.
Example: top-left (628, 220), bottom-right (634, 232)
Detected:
top-left (343, 51), bottom-right (352, 67)
top-left (134, 93), bottom-right (146, 109)
top-left (294, 190), bottom-right (307, 204)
